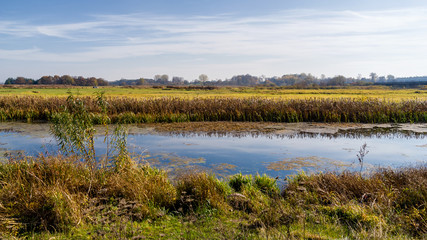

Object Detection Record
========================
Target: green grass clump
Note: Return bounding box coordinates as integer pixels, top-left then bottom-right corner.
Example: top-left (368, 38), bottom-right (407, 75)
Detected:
top-left (254, 174), bottom-right (280, 196)
top-left (175, 172), bottom-right (230, 213)
top-left (228, 173), bottom-right (253, 192)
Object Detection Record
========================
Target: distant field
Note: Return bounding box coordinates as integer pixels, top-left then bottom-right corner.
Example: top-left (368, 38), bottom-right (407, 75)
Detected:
top-left (0, 85), bottom-right (426, 100)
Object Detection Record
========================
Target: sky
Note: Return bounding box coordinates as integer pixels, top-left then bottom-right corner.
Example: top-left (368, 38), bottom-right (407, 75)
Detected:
top-left (1, 0), bottom-right (427, 82)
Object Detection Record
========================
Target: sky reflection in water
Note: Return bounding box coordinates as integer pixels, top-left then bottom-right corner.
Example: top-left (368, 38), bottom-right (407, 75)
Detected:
top-left (0, 125), bottom-right (426, 179)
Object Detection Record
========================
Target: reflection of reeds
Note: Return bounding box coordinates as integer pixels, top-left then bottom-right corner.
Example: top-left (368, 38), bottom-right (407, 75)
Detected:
top-left (136, 122), bottom-right (427, 139)
top-left (1, 96), bottom-right (426, 123)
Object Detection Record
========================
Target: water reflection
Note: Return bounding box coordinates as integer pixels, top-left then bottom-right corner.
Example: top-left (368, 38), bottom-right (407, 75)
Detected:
top-left (153, 128), bottom-right (427, 139)
top-left (0, 122), bottom-right (426, 179)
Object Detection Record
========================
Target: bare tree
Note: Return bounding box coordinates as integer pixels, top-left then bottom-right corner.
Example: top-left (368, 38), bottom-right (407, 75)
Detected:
top-left (369, 72), bottom-right (378, 82)
top-left (199, 74), bottom-right (208, 85)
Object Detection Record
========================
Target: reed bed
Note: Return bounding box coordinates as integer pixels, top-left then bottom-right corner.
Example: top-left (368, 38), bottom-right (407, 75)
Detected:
top-left (1, 96), bottom-right (426, 123)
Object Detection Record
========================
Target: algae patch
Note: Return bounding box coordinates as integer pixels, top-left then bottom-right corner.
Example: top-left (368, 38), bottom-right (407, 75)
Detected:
top-left (145, 152), bottom-right (206, 171)
top-left (266, 156), bottom-right (351, 172)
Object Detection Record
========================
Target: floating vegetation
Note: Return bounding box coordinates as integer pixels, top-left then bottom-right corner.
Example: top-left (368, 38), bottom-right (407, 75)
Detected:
top-left (211, 163), bottom-right (238, 177)
top-left (145, 152), bottom-right (206, 172)
top-left (212, 163), bottom-right (238, 171)
top-left (266, 156), bottom-right (351, 172)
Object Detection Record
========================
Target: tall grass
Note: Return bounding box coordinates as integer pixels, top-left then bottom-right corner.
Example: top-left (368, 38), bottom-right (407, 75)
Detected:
top-left (0, 96), bottom-right (426, 123)
top-left (1, 157), bottom-right (425, 239)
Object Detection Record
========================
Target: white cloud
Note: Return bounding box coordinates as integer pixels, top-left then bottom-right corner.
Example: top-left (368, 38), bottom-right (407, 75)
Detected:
top-left (1, 8), bottom-right (427, 79)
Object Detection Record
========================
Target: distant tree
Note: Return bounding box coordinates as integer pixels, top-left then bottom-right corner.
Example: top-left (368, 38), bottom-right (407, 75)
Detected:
top-left (38, 76), bottom-right (54, 84)
top-left (199, 74), bottom-right (208, 85)
top-left (53, 75), bottom-right (61, 84)
top-left (4, 78), bottom-right (14, 84)
top-left (172, 76), bottom-right (183, 85)
top-left (378, 76), bottom-right (386, 82)
top-left (97, 78), bottom-right (108, 86)
top-left (387, 74), bottom-right (395, 82)
top-left (87, 77), bottom-right (98, 86)
top-left (154, 75), bottom-right (161, 81)
top-left (161, 74), bottom-right (169, 82)
top-left (15, 77), bottom-right (28, 84)
top-left (369, 72), bottom-right (378, 82)
top-left (154, 74), bottom-right (169, 84)
top-left (327, 75), bottom-right (346, 86)
top-left (321, 74), bottom-right (326, 80)
top-left (61, 75), bottom-right (75, 85)
top-left (137, 78), bottom-right (145, 85)
top-left (75, 76), bottom-right (86, 86)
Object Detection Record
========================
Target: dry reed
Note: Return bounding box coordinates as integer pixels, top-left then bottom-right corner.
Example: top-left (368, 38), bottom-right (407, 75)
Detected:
top-left (0, 96), bottom-right (426, 123)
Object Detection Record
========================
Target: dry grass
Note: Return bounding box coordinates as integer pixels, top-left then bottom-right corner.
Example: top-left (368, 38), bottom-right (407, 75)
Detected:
top-left (0, 154), bottom-right (425, 239)
top-left (0, 155), bottom-right (175, 235)
top-left (0, 95), bottom-right (426, 123)
top-left (283, 166), bottom-right (427, 237)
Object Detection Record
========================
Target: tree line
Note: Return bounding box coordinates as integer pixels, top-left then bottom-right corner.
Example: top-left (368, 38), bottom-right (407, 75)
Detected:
top-left (4, 75), bottom-right (109, 86)
top-left (111, 73), bottom-right (406, 87)
top-left (4, 73), bottom-right (427, 87)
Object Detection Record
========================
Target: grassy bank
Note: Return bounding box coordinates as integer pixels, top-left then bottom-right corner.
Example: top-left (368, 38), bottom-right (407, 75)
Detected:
top-left (1, 95), bottom-right (426, 123)
top-left (0, 155), bottom-right (425, 239)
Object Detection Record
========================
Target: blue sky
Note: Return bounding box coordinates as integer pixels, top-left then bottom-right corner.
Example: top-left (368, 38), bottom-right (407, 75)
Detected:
top-left (1, 0), bottom-right (427, 82)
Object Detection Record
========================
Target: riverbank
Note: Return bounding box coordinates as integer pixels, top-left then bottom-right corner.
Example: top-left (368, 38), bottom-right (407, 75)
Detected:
top-left (0, 154), bottom-right (425, 239)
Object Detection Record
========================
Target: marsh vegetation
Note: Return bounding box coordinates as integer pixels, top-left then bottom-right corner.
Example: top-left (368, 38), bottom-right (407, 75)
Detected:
top-left (0, 95), bottom-right (426, 124)
top-left (0, 89), bottom-right (425, 239)
top-left (1, 154), bottom-right (426, 239)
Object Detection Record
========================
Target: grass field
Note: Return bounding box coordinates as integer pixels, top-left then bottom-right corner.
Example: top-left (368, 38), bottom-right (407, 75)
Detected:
top-left (1, 85), bottom-right (427, 100)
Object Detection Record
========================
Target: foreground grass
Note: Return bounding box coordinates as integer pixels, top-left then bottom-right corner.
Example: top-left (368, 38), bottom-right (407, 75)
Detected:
top-left (0, 155), bottom-right (425, 239)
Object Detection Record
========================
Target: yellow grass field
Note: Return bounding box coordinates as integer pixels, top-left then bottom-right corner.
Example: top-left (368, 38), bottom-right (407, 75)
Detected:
top-left (1, 85), bottom-right (426, 100)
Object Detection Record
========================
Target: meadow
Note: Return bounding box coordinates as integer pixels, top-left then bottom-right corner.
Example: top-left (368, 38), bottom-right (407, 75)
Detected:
top-left (1, 85), bottom-right (427, 100)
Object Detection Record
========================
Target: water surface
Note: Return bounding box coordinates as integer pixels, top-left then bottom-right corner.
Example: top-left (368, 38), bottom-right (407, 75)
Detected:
top-left (0, 122), bottom-right (426, 179)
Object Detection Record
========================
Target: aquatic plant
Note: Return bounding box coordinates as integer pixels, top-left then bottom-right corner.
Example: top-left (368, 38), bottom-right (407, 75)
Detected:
top-left (356, 143), bottom-right (369, 174)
